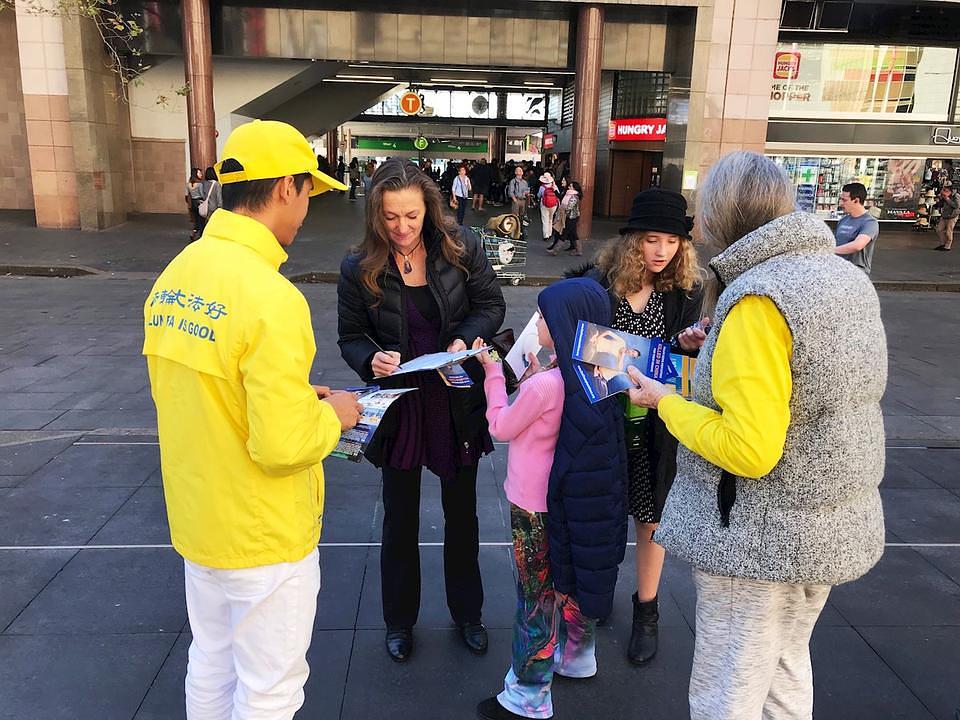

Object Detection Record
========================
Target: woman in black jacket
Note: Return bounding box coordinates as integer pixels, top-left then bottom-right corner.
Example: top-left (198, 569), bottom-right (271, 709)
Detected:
top-left (575, 189), bottom-right (707, 666)
top-left (337, 159), bottom-right (506, 664)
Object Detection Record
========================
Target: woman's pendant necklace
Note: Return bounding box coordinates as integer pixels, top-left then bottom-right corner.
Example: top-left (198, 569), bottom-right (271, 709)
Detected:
top-left (396, 238), bottom-right (424, 274)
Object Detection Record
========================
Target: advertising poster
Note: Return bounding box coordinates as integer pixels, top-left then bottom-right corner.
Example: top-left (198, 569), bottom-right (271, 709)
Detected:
top-left (770, 44), bottom-right (957, 121)
top-left (881, 158), bottom-right (923, 220)
top-left (796, 183), bottom-right (817, 213)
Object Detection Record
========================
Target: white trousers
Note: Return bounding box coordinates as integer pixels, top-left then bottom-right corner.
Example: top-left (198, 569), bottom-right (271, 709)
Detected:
top-left (689, 568), bottom-right (830, 720)
top-left (184, 549), bottom-right (321, 720)
top-left (540, 204), bottom-right (557, 240)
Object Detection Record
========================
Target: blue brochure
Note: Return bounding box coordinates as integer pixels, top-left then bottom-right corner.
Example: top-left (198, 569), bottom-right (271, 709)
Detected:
top-left (572, 321), bottom-right (679, 403)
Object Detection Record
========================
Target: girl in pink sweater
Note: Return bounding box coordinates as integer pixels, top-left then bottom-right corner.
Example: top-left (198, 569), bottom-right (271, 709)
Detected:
top-left (472, 307), bottom-right (584, 720)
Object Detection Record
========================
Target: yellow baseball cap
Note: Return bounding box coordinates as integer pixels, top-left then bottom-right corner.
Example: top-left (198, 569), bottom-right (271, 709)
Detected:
top-left (215, 119), bottom-right (347, 196)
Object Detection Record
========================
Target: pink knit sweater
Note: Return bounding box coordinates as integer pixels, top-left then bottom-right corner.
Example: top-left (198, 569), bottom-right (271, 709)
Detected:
top-left (482, 363), bottom-right (564, 513)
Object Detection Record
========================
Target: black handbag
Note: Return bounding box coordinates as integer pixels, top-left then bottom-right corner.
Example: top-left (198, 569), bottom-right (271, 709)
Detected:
top-left (488, 328), bottom-right (520, 395)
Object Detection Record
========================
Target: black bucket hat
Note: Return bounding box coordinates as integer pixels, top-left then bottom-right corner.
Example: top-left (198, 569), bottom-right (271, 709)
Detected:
top-left (619, 188), bottom-right (694, 239)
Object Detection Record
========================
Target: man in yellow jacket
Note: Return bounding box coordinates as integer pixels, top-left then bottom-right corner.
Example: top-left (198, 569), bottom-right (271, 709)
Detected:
top-left (143, 120), bottom-right (361, 720)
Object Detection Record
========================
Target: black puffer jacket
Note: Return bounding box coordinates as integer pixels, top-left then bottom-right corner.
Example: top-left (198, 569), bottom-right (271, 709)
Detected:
top-left (337, 224), bottom-right (506, 466)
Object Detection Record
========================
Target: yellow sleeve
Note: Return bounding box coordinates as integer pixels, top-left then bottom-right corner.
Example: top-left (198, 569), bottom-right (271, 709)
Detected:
top-left (239, 290), bottom-right (342, 476)
top-left (658, 295), bottom-right (793, 479)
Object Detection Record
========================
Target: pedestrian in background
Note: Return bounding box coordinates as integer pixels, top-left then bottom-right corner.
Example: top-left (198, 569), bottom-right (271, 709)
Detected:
top-left (538, 173), bottom-right (559, 243)
top-left (834, 182), bottom-right (880, 275)
top-left (197, 167), bottom-right (222, 233)
top-left (507, 166), bottom-right (531, 227)
top-left (627, 152), bottom-right (887, 720)
top-left (348, 158), bottom-right (361, 201)
top-left (935, 181), bottom-right (957, 251)
top-left (185, 167), bottom-right (204, 241)
top-left (453, 165), bottom-right (473, 225)
top-left (145, 119), bottom-right (359, 720)
top-left (337, 159), bottom-right (505, 665)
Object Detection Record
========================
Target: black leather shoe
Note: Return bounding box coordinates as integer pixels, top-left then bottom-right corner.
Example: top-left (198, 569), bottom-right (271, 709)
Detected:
top-left (385, 628), bottom-right (413, 663)
top-left (628, 593), bottom-right (659, 665)
top-left (458, 622), bottom-right (488, 655)
top-left (477, 696), bottom-right (548, 720)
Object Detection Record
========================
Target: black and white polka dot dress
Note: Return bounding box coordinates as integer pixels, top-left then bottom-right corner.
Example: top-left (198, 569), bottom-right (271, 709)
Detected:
top-left (613, 293), bottom-right (666, 523)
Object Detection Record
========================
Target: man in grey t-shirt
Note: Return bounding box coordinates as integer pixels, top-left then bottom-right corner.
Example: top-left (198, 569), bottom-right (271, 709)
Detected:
top-left (835, 182), bottom-right (880, 276)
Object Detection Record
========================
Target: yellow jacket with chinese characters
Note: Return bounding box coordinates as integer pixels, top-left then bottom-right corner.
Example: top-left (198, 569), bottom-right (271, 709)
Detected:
top-left (143, 209), bottom-right (341, 569)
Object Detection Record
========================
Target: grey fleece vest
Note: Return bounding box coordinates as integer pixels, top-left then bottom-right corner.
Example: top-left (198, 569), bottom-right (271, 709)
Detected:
top-left (655, 212), bottom-right (887, 586)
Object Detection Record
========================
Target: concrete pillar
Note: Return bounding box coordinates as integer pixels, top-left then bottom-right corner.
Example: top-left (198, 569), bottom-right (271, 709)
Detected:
top-left (570, 4), bottom-right (604, 242)
top-left (326, 129), bottom-right (338, 165)
top-left (491, 127), bottom-right (507, 166)
top-left (181, 0), bottom-right (216, 170)
top-left (683, 0), bottom-right (781, 206)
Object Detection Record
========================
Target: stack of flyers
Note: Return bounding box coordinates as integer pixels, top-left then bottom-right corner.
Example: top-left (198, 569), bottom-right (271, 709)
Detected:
top-left (331, 387), bottom-right (416, 462)
top-left (390, 346), bottom-right (492, 388)
top-left (571, 321), bottom-right (678, 404)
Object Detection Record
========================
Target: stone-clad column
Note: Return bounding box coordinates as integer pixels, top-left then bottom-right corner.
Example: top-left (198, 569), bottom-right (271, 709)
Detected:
top-left (182, 0), bottom-right (216, 170)
top-left (570, 4), bottom-right (604, 242)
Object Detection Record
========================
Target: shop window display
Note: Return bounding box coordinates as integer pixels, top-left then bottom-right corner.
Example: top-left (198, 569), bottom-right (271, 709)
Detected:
top-left (916, 159), bottom-right (960, 231)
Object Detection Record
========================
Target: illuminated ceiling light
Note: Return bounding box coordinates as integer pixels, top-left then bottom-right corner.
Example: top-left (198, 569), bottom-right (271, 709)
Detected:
top-left (524, 81), bottom-right (554, 86)
top-left (322, 78), bottom-right (403, 84)
top-left (336, 74), bottom-right (395, 80)
top-left (429, 78), bottom-right (486, 83)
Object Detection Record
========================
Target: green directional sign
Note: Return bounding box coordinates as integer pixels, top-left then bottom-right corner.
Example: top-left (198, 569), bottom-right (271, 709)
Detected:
top-left (356, 137), bottom-right (488, 153)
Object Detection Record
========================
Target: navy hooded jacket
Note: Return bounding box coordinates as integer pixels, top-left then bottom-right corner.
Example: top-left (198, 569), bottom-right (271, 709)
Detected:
top-left (539, 278), bottom-right (629, 620)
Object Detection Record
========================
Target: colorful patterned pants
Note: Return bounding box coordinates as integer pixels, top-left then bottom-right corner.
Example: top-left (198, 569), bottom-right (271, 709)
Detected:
top-left (497, 504), bottom-right (597, 719)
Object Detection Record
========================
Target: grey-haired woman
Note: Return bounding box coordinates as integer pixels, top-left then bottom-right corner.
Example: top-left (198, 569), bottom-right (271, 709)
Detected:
top-left (627, 152), bottom-right (887, 719)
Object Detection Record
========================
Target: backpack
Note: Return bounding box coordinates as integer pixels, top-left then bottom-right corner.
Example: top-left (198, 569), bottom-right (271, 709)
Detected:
top-left (543, 186), bottom-right (559, 208)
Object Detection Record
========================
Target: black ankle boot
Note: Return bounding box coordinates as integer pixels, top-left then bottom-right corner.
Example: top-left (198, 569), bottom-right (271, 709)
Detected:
top-left (628, 593), bottom-right (659, 665)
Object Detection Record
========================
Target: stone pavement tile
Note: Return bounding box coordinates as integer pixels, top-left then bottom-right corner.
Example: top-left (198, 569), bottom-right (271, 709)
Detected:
top-left (33, 366), bottom-right (148, 395)
top-left (882, 449), bottom-right (943, 489)
top-left (23, 442), bottom-right (160, 489)
top-left (131, 632), bottom-right (190, 720)
top-left (91, 486), bottom-right (170, 545)
top-left (0, 485), bottom-right (135, 545)
top-left (0, 436), bottom-right (76, 475)
top-left (144, 465), bottom-right (162, 486)
top-left (0, 548), bottom-right (76, 629)
top-left (0, 475), bottom-right (24, 488)
top-left (56, 390), bottom-right (117, 410)
top-left (881, 488), bottom-right (960, 543)
top-left (319, 482), bottom-right (382, 544)
top-left (324, 457), bottom-right (384, 487)
top-left (859, 626), bottom-right (960, 720)
top-left (915, 547), bottom-right (960, 586)
top-left (883, 416), bottom-right (952, 442)
top-left (340, 627), bottom-right (514, 719)
top-left (97, 391), bottom-right (156, 410)
top-left (829, 548), bottom-right (960, 627)
top-left (44, 408), bottom-right (159, 431)
top-left (552, 626), bottom-right (695, 720)
top-left (0, 634), bottom-right (177, 720)
top-left (7, 548), bottom-right (186, 635)
top-left (895, 448), bottom-right (960, 489)
top-left (0, 366), bottom-right (77, 392)
top-left (811, 626), bottom-right (935, 720)
top-left (0, 391), bottom-right (73, 410)
top-left (0, 408), bottom-right (67, 430)
top-left (134, 628), bottom-right (354, 720)
top-left (314, 546), bottom-right (369, 630)
top-left (356, 546), bottom-right (517, 631)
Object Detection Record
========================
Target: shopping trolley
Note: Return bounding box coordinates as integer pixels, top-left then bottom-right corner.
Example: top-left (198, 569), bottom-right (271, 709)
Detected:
top-left (474, 214), bottom-right (527, 286)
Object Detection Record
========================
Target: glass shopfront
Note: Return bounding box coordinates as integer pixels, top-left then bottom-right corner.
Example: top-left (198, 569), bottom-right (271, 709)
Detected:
top-left (771, 154), bottom-right (960, 222)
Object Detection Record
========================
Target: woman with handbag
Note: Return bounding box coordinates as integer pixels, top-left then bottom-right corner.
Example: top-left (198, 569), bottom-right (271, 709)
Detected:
top-left (197, 167), bottom-right (222, 234)
top-left (548, 180), bottom-right (582, 256)
top-left (452, 165), bottom-right (473, 225)
top-left (337, 159), bottom-right (505, 664)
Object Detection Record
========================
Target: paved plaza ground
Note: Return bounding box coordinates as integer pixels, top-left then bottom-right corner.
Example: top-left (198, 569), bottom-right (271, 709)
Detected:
top-left (1, 214), bottom-right (959, 719)
top-left (1, 193), bottom-right (959, 289)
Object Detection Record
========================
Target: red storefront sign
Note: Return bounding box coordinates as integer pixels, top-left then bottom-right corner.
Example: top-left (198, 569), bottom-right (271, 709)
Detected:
top-left (773, 52), bottom-right (801, 80)
top-left (607, 118), bottom-right (667, 142)
top-left (543, 133), bottom-right (556, 149)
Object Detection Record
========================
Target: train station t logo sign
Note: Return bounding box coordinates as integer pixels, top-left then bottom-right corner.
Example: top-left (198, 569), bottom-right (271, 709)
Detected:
top-left (400, 92), bottom-right (424, 116)
top-left (608, 119), bottom-right (667, 142)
